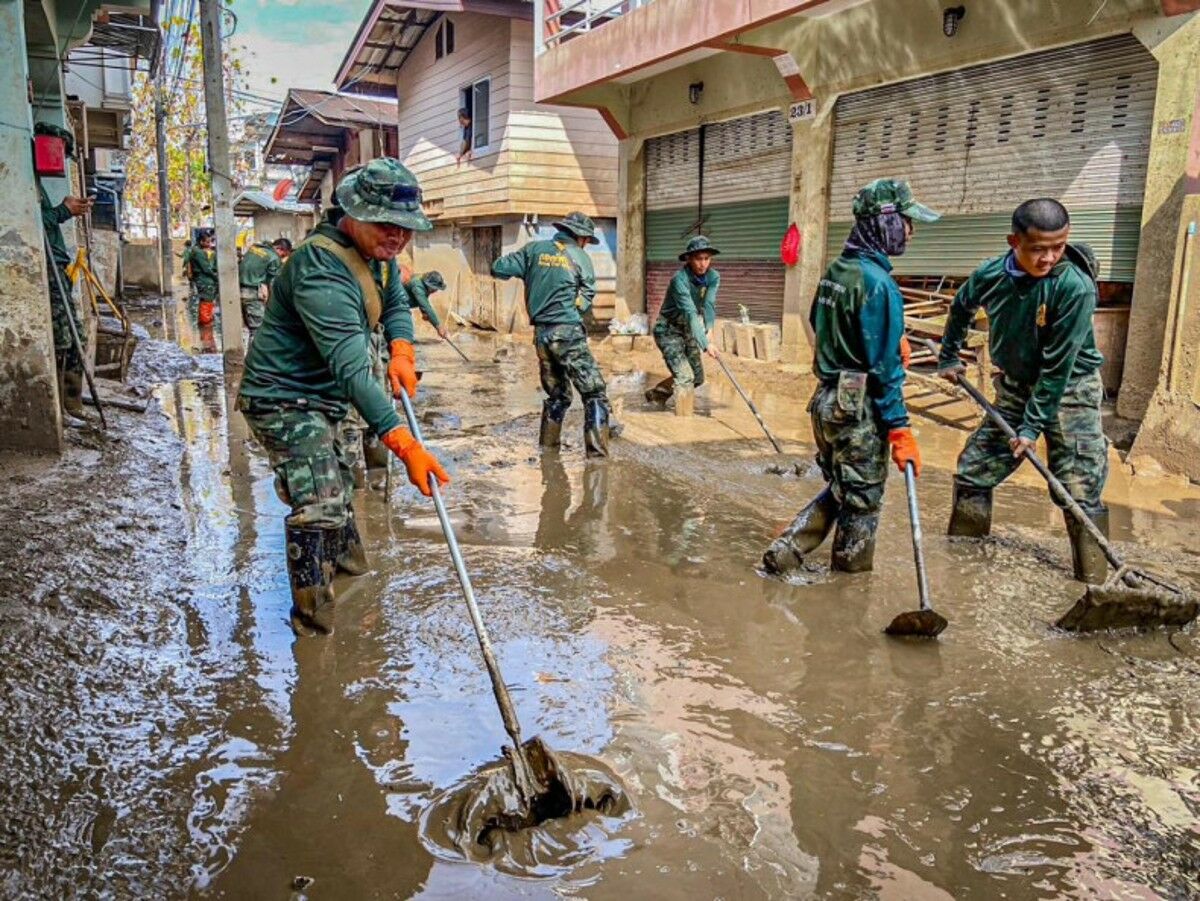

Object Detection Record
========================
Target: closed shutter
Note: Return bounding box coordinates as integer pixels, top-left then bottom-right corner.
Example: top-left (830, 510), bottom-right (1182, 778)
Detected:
top-left (644, 110), bottom-right (792, 324)
top-left (646, 129), bottom-right (699, 212)
top-left (704, 110), bottom-right (792, 206)
top-left (828, 34), bottom-right (1156, 281)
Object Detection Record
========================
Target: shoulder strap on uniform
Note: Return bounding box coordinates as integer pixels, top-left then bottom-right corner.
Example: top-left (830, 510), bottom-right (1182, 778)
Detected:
top-left (306, 233), bottom-right (383, 328)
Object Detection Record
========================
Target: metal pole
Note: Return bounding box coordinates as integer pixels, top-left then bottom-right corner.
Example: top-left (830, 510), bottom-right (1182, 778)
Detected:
top-left (154, 66), bottom-right (174, 297)
top-left (903, 462), bottom-right (931, 612)
top-left (198, 0), bottom-right (244, 360)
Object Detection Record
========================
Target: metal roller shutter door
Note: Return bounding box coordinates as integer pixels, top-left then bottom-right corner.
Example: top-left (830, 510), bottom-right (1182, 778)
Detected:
top-left (646, 260), bottom-right (785, 326)
top-left (828, 34), bottom-right (1156, 281)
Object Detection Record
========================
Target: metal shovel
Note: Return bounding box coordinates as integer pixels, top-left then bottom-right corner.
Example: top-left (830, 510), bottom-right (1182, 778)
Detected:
top-left (715, 357), bottom-right (785, 453)
top-left (397, 391), bottom-right (577, 826)
top-left (952, 372), bottom-right (1197, 632)
top-left (885, 461), bottom-right (949, 638)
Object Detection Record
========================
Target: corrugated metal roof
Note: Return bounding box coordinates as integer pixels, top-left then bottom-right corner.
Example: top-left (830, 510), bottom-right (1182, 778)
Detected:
top-left (261, 89), bottom-right (397, 166)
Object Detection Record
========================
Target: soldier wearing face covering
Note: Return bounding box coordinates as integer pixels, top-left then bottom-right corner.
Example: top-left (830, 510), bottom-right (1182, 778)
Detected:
top-left (763, 179), bottom-right (939, 575)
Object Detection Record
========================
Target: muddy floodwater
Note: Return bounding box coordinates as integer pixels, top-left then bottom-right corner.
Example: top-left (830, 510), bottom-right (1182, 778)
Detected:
top-left (2, 301), bottom-right (1199, 899)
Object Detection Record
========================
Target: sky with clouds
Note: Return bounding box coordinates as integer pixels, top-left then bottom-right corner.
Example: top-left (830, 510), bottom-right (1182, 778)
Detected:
top-left (231, 0), bottom-right (374, 104)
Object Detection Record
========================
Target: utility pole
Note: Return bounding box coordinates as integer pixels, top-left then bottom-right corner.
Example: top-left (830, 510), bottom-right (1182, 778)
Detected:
top-left (154, 58), bottom-right (174, 297)
top-left (198, 0), bottom-right (244, 360)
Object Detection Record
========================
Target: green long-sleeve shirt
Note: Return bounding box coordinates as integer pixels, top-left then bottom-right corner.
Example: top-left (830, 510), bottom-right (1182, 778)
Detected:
top-left (38, 180), bottom-right (73, 269)
top-left (810, 248), bottom-right (908, 430)
top-left (407, 275), bottom-right (441, 328)
top-left (491, 231), bottom-right (595, 326)
top-left (238, 220), bottom-right (415, 437)
top-left (660, 266), bottom-right (719, 349)
top-left (239, 242), bottom-right (281, 289)
top-left (190, 247), bottom-right (219, 299)
top-left (938, 248), bottom-right (1103, 441)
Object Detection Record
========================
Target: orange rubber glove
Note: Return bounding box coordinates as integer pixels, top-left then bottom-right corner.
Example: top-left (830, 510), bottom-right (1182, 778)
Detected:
top-left (888, 428), bottom-right (921, 477)
top-left (387, 339), bottom-right (418, 399)
top-left (381, 427), bottom-right (450, 497)
top-left (899, 334), bottom-right (912, 370)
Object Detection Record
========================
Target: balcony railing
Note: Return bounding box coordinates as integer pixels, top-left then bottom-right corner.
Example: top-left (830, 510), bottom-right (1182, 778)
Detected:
top-left (535, 0), bottom-right (656, 54)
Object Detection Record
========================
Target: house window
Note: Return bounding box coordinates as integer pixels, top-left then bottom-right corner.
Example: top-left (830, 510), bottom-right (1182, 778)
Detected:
top-left (459, 78), bottom-right (490, 153)
top-left (435, 19), bottom-right (454, 60)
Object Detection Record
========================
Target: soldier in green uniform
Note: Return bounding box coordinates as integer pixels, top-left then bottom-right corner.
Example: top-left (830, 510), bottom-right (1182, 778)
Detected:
top-left (491, 212), bottom-right (614, 457)
top-left (404, 269), bottom-right (449, 338)
top-left (190, 229), bottom-right (219, 326)
top-left (238, 237), bottom-right (291, 341)
top-left (646, 235), bottom-right (721, 416)
top-left (763, 179), bottom-right (938, 575)
top-left (237, 158), bottom-right (449, 635)
top-left (34, 123), bottom-right (92, 423)
top-left (938, 198), bottom-right (1109, 583)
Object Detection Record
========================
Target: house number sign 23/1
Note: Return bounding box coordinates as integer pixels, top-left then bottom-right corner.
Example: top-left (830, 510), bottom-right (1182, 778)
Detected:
top-left (788, 99), bottom-right (816, 123)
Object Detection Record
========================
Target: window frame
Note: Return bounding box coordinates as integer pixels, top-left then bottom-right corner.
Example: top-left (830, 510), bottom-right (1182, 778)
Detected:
top-left (458, 77), bottom-right (492, 157)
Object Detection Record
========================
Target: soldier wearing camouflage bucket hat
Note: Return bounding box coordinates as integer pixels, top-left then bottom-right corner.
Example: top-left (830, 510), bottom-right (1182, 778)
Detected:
top-left (646, 235), bottom-right (722, 416)
top-left (763, 178), bottom-right (938, 577)
top-left (938, 199), bottom-right (1109, 584)
top-left (491, 211), bottom-right (617, 458)
top-left (237, 157), bottom-right (449, 636)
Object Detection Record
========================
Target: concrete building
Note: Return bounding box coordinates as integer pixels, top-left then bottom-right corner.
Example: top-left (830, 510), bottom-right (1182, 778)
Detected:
top-left (233, 190), bottom-right (316, 247)
top-left (333, 0), bottom-right (619, 329)
top-left (1, 1), bottom-right (155, 454)
top-left (533, 0), bottom-right (1200, 479)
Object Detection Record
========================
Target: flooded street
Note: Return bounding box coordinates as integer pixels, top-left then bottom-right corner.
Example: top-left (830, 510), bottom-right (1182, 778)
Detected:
top-left (2, 301), bottom-right (1199, 898)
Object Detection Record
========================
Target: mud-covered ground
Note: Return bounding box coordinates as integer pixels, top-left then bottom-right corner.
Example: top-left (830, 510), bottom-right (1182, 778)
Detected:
top-left (1, 298), bottom-right (1199, 899)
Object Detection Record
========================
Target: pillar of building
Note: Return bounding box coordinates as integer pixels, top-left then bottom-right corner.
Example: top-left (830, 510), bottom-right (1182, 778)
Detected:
top-left (781, 109), bottom-right (833, 364)
top-left (1119, 14), bottom-right (1200, 420)
top-left (615, 136), bottom-right (646, 318)
top-left (0, 1), bottom-right (63, 453)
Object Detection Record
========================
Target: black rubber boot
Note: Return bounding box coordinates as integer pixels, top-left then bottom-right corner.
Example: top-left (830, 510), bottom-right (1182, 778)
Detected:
top-left (831, 510), bottom-right (879, 573)
top-left (645, 376), bottom-right (674, 405)
top-left (948, 480), bottom-right (993, 537)
top-left (1064, 507), bottom-right (1109, 584)
top-left (286, 525), bottom-right (336, 635)
top-left (336, 513), bottom-right (369, 576)
top-left (583, 398), bottom-right (610, 458)
top-left (762, 487), bottom-right (840, 574)
top-left (540, 399), bottom-right (568, 449)
top-left (62, 367), bottom-right (86, 418)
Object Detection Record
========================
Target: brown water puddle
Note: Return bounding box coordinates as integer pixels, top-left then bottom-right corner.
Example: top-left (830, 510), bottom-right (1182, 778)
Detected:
top-left (3, 308), bottom-right (1198, 898)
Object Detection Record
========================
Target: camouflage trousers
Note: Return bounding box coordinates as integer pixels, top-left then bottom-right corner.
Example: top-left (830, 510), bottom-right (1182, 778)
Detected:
top-left (653, 316), bottom-right (705, 390)
top-left (240, 287), bottom-right (265, 332)
top-left (48, 263), bottom-right (83, 372)
top-left (957, 370), bottom-right (1108, 514)
top-left (239, 399), bottom-right (355, 528)
top-left (808, 380), bottom-right (889, 514)
top-left (337, 329), bottom-right (390, 477)
top-left (535, 323), bottom-right (609, 410)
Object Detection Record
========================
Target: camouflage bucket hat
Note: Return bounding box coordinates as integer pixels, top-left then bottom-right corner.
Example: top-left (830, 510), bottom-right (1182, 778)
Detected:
top-left (852, 178), bottom-right (940, 223)
top-left (553, 211), bottom-right (599, 244)
top-left (679, 235), bottom-right (720, 261)
top-left (336, 158), bottom-right (433, 232)
top-left (422, 270), bottom-right (447, 291)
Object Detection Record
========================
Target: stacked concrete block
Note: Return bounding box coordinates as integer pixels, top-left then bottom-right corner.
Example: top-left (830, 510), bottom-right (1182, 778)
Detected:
top-left (754, 324), bottom-right (782, 362)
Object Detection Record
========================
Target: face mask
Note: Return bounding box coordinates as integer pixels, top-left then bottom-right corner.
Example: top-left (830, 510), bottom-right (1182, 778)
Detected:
top-left (844, 210), bottom-right (909, 257)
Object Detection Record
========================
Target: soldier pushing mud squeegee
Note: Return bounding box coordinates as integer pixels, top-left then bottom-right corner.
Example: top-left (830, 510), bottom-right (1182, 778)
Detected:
top-left (925, 198), bottom-right (1196, 631)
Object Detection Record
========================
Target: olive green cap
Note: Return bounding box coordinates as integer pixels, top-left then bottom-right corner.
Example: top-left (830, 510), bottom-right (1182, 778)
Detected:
top-left (553, 211), bottom-right (599, 244)
top-left (335, 157), bottom-right (432, 231)
top-left (852, 178), bottom-right (940, 223)
top-left (679, 235), bottom-right (720, 261)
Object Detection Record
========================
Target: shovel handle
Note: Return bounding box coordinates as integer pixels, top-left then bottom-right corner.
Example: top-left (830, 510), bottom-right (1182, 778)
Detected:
top-left (444, 335), bottom-right (471, 363)
top-left (397, 391), bottom-right (529, 754)
top-left (910, 335), bottom-right (1124, 573)
top-left (716, 357), bottom-right (784, 454)
top-left (903, 462), bottom-right (933, 612)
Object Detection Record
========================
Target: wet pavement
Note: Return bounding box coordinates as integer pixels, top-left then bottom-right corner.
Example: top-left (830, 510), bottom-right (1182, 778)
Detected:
top-left (2, 299), bottom-right (1199, 898)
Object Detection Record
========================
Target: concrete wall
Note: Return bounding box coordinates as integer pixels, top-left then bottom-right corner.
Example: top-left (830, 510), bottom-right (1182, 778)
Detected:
top-left (2, 0), bottom-right (62, 452)
top-left (251, 211), bottom-right (314, 246)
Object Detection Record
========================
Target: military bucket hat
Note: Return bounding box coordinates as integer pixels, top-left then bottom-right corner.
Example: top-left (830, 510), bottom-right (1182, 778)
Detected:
top-left (553, 211), bottom-right (600, 244)
top-left (679, 235), bottom-right (720, 261)
top-left (422, 270), bottom-right (447, 291)
top-left (336, 158), bottom-right (433, 231)
top-left (852, 178), bottom-right (940, 223)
